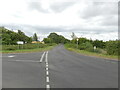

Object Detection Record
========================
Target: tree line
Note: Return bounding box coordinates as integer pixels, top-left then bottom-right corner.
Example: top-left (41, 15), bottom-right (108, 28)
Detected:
top-left (43, 33), bottom-right (119, 56)
top-left (1, 27), bottom-right (119, 56)
top-left (43, 32), bottom-right (70, 44)
top-left (0, 27), bottom-right (39, 45)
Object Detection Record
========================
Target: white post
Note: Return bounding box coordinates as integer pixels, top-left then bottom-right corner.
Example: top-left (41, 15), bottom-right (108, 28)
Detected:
top-left (94, 46), bottom-right (96, 51)
top-left (77, 38), bottom-right (79, 49)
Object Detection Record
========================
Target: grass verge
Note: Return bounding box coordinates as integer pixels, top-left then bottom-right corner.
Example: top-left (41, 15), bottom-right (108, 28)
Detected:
top-left (1, 45), bottom-right (55, 54)
top-left (65, 47), bottom-right (118, 60)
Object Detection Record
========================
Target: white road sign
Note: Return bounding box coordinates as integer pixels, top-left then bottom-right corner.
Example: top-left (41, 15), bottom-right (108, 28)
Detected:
top-left (17, 41), bottom-right (24, 44)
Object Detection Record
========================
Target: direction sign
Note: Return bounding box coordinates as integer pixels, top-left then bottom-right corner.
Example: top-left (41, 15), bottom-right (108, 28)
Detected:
top-left (17, 41), bottom-right (24, 44)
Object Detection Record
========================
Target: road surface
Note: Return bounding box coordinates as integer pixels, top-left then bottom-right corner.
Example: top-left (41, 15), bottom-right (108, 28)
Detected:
top-left (2, 45), bottom-right (118, 89)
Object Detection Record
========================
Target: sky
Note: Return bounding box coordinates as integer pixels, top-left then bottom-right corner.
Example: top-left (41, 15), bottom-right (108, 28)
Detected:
top-left (0, 0), bottom-right (118, 41)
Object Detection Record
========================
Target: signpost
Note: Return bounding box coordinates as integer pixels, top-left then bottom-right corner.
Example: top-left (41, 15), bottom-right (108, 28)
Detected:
top-left (17, 41), bottom-right (24, 49)
top-left (17, 41), bottom-right (24, 45)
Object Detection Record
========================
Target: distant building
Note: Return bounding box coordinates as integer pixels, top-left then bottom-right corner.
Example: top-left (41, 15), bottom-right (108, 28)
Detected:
top-left (32, 41), bottom-right (44, 44)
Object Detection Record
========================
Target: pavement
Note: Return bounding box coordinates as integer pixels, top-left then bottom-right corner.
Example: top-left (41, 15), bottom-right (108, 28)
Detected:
top-left (2, 45), bottom-right (118, 88)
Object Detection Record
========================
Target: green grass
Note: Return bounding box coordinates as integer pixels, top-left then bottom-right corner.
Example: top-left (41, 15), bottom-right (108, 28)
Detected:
top-left (1, 45), bottom-right (55, 53)
top-left (65, 47), bottom-right (118, 60)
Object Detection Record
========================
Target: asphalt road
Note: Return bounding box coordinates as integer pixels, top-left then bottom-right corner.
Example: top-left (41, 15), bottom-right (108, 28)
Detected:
top-left (2, 45), bottom-right (118, 88)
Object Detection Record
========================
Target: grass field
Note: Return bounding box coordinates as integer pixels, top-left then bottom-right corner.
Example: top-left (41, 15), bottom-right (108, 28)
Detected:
top-left (65, 47), bottom-right (118, 60)
top-left (1, 44), bottom-right (56, 53)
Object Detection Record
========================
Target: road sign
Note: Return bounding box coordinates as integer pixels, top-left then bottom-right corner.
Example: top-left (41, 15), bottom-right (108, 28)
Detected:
top-left (17, 41), bottom-right (24, 44)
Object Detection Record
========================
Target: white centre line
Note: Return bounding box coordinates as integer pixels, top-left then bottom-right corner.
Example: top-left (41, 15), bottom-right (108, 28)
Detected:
top-left (46, 85), bottom-right (50, 89)
top-left (46, 64), bottom-right (48, 67)
top-left (46, 67), bottom-right (48, 70)
top-left (46, 71), bottom-right (49, 75)
top-left (40, 52), bottom-right (46, 63)
top-left (45, 51), bottom-right (51, 89)
top-left (45, 51), bottom-right (48, 63)
top-left (46, 76), bottom-right (50, 82)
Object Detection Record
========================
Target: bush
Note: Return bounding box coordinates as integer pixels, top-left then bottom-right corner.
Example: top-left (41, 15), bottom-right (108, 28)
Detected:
top-left (106, 40), bottom-right (119, 55)
top-left (2, 45), bottom-right (17, 50)
top-left (79, 44), bottom-right (86, 50)
top-left (47, 43), bottom-right (56, 46)
top-left (79, 42), bottom-right (94, 52)
top-left (93, 48), bottom-right (102, 53)
top-left (2, 43), bottom-right (51, 51)
top-left (93, 48), bottom-right (107, 54)
top-left (65, 43), bottom-right (77, 49)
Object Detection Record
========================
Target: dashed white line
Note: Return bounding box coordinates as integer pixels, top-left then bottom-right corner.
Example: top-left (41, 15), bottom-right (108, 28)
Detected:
top-left (8, 56), bottom-right (15, 57)
top-left (46, 64), bottom-right (48, 67)
top-left (45, 51), bottom-right (48, 63)
top-left (46, 71), bottom-right (49, 75)
top-left (46, 84), bottom-right (50, 89)
top-left (46, 67), bottom-right (48, 70)
top-left (40, 52), bottom-right (46, 63)
top-left (44, 51), bottom-right (51, 89)
top-left (46, 76), bottom-right (50, 82)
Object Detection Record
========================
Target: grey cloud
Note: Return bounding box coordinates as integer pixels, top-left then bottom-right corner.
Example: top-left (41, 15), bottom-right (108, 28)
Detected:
top-left (100, 15), bottom-right (118, 26)
top-left (2, 23), bottom-right (117, 40)
top-left (28, 2), bottom-right (49, 13)
top-left (50, 1), bottom-right (76, 13)
top-left (28, 1), bottom-right (76, 13)
top-left (80, 2), bottom-right (117, 19)
top-left (3, 24), bottom-right (116, 34)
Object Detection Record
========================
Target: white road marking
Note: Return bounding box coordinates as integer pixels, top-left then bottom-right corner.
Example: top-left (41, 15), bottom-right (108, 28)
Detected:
top-left (40, 52), bottom-right (46, 63)
top-left (45, 51), bottom-right (48, 63)
top-left (8, 56), bottom-right (15, 57)
top-left (45, 51), bottom-right (51, 89)
top-left (8, 60), bottom-right (40, 63)
top-left (46, 64), bottom-right (48, 67)
top-left (46, 67), bottom-right (48, 70)
top-left (46, 71), bottom-right (49, 75)
top-left (46, 85), bottom-right (50, 89)
top-left (46, 76), bottom-right (50, 82)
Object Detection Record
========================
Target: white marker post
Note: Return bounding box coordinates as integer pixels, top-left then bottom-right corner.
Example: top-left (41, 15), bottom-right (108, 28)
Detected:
top-left (76, 38), bottom-right (79, 49)
top-left (94, 46), bottom-right (96, 51)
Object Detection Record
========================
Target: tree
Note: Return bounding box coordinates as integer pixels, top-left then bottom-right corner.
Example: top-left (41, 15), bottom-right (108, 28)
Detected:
top-left (47, 32), bottom-right (70, 44)
top-left (1, 27), bottom-right (32, 45)
top-left (17, 30), bottom-right (27, 43)
top-left (106, 40), bottom-right (119, 55)
top-left (33, 33), bottom-right (38, 41)
top-left (43, 38), bottom-right (53, 43)
top-left (92, 40), bottom-right (105, 49)
top-left (71, 32), bottom-right (77, 40)
top-left (78, 37), bottom-right (89, 45)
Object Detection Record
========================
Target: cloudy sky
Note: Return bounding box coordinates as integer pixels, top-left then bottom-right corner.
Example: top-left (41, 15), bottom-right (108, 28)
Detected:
top-left (0, 0), bottom-right (118, 41)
